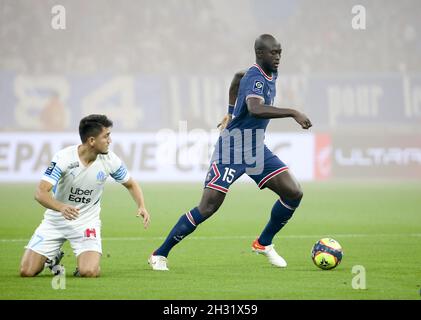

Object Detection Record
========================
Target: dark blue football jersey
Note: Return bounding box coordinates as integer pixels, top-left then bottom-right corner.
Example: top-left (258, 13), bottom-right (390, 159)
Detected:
top-left (210, 64), bottom-right (280, 173)
top-left (226, 64), bottom-right (277, 132)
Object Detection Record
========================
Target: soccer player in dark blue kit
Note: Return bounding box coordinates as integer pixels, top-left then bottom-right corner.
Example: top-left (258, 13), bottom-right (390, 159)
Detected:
top-left (149, 34), bottom-right (312, 270)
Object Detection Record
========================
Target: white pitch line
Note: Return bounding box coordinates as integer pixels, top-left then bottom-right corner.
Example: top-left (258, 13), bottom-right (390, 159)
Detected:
top-left (1, 233), bottom-right (420, 243)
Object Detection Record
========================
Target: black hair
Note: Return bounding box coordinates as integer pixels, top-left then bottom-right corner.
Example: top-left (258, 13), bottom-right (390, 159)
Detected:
top-left (254, 34), bottom-right (277, 52)
top-left (79, 114), bottom-right (113, 143)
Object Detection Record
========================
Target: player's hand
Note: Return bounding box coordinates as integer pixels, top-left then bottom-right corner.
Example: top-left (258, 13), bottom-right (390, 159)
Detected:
top-left (293, 111), bottom-right (312, 129)
top-left (136, 207), bottom-right (150, 229)
top-left (59, 204), bottom-right (79, 220)
top-left (217, 114), bottom-right (232, 132)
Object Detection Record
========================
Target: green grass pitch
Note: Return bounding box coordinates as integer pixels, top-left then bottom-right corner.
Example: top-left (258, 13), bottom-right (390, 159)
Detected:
top-left (0, 181), bottom-right (420, 300)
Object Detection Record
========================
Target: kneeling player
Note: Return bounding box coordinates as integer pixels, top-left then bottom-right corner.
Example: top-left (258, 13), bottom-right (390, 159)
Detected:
top-left (20, 114), bottom-right (150, 277)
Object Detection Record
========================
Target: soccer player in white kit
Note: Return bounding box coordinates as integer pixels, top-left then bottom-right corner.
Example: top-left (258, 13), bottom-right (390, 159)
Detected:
top-left (20, 114), bottom-right (150, 277)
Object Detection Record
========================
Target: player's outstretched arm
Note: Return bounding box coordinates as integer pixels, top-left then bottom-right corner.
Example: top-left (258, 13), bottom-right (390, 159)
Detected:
top-left (246, 97), bottom-right (312, 129)
top-left (217, 70), bottom-right (247, 131)
top-left (122, 178), bottom-right (150, 229)
top-left (34, 180), bottom-right (79, 220)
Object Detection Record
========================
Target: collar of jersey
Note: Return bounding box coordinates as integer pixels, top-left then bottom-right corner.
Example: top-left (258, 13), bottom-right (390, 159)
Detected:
top-left (252, 63), bottom-right (273, 81)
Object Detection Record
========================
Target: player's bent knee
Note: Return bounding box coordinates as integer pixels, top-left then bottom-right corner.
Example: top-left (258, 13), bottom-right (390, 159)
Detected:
top-left (78, 266), bottom-right (100, 278)
top-left (285, 186), bottom-right (303, 201)
top-left (294, 188), bottom-right (303, 200)
top-left (20, 266), bottom-right (39, 277)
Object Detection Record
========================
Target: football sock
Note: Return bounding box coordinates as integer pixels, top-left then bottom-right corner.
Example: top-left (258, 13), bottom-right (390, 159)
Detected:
top-left (73, 268), bottom-right (80, 277)
top-left (154, 207), bottom-right (206, 257)
top-left (258, 197), bottom-right (302, 246)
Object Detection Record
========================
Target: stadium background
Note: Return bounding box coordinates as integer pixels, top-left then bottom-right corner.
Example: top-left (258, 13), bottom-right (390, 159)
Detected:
top-left (1, 0), bottom-right (420, 182)
top-left (0, 0), bottom-right (420, 300)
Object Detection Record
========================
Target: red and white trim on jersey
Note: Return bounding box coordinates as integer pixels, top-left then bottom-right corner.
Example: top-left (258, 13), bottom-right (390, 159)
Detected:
top-left (252, 63), bottom-right (273, 81)
top-left (279, 197), bottom-right (296, 211)
top-left (185, 211), bottom-right (196, 227)
top-left (246, 94), bottom-right (265, 102)
top-left (206, 162), bottom-right (229, 194)
top-left (258, 166), bottom-right (289, 189)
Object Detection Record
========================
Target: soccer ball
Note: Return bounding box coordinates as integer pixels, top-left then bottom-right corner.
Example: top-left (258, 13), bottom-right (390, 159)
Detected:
top-left (311, 238), bottom-right (343, 270)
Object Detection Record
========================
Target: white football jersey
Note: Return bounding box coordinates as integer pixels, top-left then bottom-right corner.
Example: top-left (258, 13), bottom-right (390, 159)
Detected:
top-left (41, 145), bottom-right (130, 226)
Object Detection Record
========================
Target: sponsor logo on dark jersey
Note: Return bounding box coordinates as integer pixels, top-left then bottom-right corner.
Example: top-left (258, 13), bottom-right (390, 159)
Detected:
top-left (253, 80), bottom-right (264, 94)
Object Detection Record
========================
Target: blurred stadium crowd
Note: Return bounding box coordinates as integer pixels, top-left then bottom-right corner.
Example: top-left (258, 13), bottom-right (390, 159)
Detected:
top-left (1, 0), bottom-right (420, 75)
top-left (0, 0), bottom-right (420, 181)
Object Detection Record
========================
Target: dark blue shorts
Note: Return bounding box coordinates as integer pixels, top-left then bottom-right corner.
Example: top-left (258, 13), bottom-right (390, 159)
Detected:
top-left (204, 145), bottom-right (288, 193)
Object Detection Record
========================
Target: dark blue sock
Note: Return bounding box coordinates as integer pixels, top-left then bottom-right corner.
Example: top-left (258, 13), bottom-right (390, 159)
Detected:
top-left (258, 197), bottom-right (302, 246)
top-left (154, 207), bottom-right (206, 257)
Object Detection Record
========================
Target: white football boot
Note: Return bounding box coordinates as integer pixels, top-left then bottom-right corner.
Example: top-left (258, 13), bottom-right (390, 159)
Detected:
top-left (44, 250), bottom-right (65, 275)
top-left (252, 239), bottom-right (287, 268)
top-left (148, 255), bottom-right (169, 271)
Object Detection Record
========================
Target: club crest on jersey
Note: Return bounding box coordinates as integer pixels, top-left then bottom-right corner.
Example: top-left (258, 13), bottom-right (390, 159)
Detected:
top-left (253, 80), bottom-right (264, 94)
top-left (96, 171), bottom-right (107, 183)
top-left (44, 162), bottom-right (56, 175)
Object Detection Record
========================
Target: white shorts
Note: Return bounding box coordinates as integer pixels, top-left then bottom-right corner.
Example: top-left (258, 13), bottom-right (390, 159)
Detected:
top-left (25, 219), bottom-right (102, 260)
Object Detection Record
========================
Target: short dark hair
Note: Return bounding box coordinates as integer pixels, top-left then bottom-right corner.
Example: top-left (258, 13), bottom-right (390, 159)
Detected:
top-left (79, 114), bottom-right (113, 143)
top-left (254, 34), bottom-right (277, 52)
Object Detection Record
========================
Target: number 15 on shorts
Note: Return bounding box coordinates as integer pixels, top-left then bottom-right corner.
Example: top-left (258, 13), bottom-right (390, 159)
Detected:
top-left (222, 168), bottom-right (236, 184)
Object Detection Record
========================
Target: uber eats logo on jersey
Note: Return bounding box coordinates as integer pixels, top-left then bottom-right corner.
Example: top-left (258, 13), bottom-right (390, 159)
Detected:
top-left (69, 187), bottom-right (93, 204)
